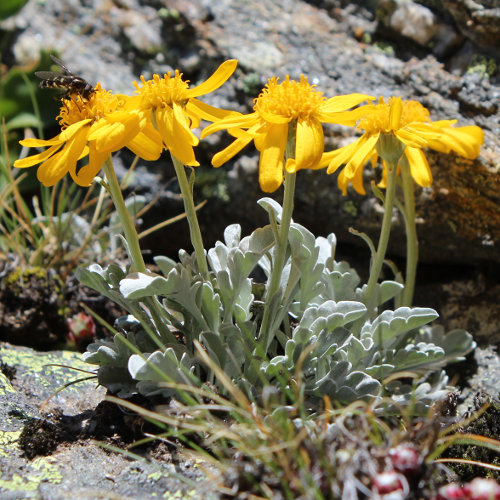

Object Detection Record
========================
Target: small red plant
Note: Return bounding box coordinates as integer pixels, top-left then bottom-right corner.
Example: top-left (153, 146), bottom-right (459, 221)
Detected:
top-left (389, 444), bottom-right (423, 477)
top-left (372, 470), bottom-right (406, 494)
top-left (463, 478), bottom-right (500, 500)
top-left (434, 483), bottom-right (467, 500)
top-left (66, 311), bottom-right (96, 349)
top-left (433, 479), bottom-right (500, 500)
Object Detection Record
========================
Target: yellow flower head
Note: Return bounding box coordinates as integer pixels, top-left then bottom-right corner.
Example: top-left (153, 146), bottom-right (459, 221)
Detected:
top-left (320, 96), bottom-right (484, 195)
top-left (202, 75), bottom-right (373, 192)
top-left (14, 84), bottom-right (162, 186)
top-left (134, 60), bottom-right (238, 166)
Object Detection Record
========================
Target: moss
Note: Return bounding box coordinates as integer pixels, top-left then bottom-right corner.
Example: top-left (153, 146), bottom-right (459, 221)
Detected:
top-left (467, 55), bottom-right (497, 78)
top-left (3, 268), bottom-right (23, 287)
top-left (443, 395), bottom-right (500, 481)
top-left (4, 266), bottom-right (48, 288)
top-left (373, 42), bottom-right (395, 57)
top-left (242, 72), bottom-right (263, 97)
top-left (195, 167), bottom-right (230, 203)
top-left (342, 200), bottom-right (358, 217)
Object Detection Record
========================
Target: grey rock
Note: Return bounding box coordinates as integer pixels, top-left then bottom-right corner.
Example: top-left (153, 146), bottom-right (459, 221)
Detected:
top-left (4, 0), bottom-right (500, 340)
top-left (0, 343), bottom-right (217, 499)
top-left (443, 0), bottom-right (500, 48)
top-left (389, 1), bottom-right (439, 46)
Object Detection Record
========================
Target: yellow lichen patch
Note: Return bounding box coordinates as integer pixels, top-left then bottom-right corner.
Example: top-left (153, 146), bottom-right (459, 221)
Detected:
top-left (0, 430), bottom-right (22, 457)
top-left (148, 471), bottom-right (167, 481)
top-left (0, 346), bottom-right (96, 394)
top-left (163, 489), bottom-right (199, 499)
top-left (0, 456), bottom-right (62, 493)
top-left (0, 372), bottom-right (15, 395)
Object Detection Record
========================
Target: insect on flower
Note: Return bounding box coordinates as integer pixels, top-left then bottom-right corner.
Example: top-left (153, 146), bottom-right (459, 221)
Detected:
top-left (35, 54), bottom-right (95, 101)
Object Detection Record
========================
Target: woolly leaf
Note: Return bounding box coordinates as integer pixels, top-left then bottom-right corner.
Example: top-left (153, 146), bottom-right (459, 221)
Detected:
top-left (364, 307), bottom-right (438, 345)
top-left (154, 255), bottom-right (177, 277)
top-left (258, 197), bottom-right (283, 222)
top-left (119, 271), bottom-right (173, 299)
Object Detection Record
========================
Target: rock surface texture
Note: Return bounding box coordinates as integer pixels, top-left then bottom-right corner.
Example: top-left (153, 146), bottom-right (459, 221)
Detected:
top-left (5, 0), bottom-right (499, 265)
top-left (1, 0), bottom-right (500, 497)
top-left (0, 344), bottom-right (214, 499)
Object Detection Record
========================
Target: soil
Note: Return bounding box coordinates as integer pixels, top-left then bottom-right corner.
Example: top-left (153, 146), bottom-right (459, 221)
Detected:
top-left (0, 261), bottom-right (124, 351)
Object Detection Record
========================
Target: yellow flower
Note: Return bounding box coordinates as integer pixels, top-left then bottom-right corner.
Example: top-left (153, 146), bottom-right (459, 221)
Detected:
top-left (201, 75), bottom-right (374, 192)
top-left (134, 60), bottom-right (238, 166)
top-left (14, 85), bottom-right (162, 186)
top-left (320, 96), bottom-right (484, 195)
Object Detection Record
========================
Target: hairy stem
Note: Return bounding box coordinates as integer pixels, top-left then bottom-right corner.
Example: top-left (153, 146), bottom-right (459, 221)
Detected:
top-left (103, 156), bottom-right (146, 272)
top-left (400, 156), bottom-right (418, 307)
top-left (171, 153), bottom-right (209, 278)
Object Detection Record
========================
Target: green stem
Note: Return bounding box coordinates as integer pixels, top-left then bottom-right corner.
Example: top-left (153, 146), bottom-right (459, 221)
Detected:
top-left (170, 154), bottom-right (209, 278)
top-left (103, 157), bottom-right (146, 272)
top-left (103, 157), bottom-right (175, 348)
top-left (363, 158), bottom-right (399, 313)
top-left (267, 171), bottom-right (296, 301)
top-left (257, 137), bottom-right (297, 354)
top-left (400, 157), bottom-right (418, 307)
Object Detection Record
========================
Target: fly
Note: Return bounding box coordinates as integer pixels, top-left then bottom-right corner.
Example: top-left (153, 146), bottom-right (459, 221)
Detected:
top-left (35, 55), bottom-right (94, 100)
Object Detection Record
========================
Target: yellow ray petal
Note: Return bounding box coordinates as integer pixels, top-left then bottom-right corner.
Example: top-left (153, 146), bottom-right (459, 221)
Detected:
top-left (343, 133), bottom-right (379, 179)
top-left (321, 136), bottom-right (364, 173)
top-left (173, 103), bottom-right (199, 147)
top-left (405, 123), bottom-right (442, 141)
top-left (378, 160), bottom-right (388, 189)
top-left (431, 119), bottom-right (458, 128)
top-left (201, 113), bottom-right (258, 138)
top-left (254, 130), bottom-right (267, 151)
top-left (285, 157), bottom-right (296, 174)
top-left (212, 132), bottom-right (255, 167)
top-left (320, 93), bottom-right (375, 114)
top-left (318, 104), bottom-right (377, 126)
top-left (432, 125), bottom-right (484, 159)
top-left (78, 145), bottom-right (90, 161)
top-left (256, 107), bottom-right (290, 125)
top-left (19, 136), bottom-right (62, 148)
top-left (169, 104), bottom-right (199, 166)
top-left (228, 126), bottom-right (259, 139)
top-left (59, 119), bottom-right (92, 142)
top-left (395, 128), bottom-right (428, 148)
top-left (157, 107), bottom-right (199, 166)
top-left (126, 124), bottom-right (163, 161)
top-left (405, 147), bottom-right (433, 187)
top-left (89, 112), bottom-right (142, 152)
top-left (13, 144), bottom-right (62, 169)
top-left (293, 117), bottom-right (323, 172)
top-left (389, 97), bottom-right (403, 130)
top-left (187, 60), bottom-right (238, 98)
top-left (340, 160), bottom-right (366, 195)
top-left (155, 107), bottom-right (173, 147)
top-left (187, 98), bottom-right (240, 123)
top-left (337, 169), bottom-right (350, 195)
top-left (72, 144), bottom-right (110, 186)
top-left (258, 123), bottom-right (288, 192)
top-left (37, 126), bottom-right (89, 186)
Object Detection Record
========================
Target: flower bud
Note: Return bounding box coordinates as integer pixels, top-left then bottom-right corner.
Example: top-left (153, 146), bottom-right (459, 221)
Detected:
top-left (463, 478), bottom-right (500, 500)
